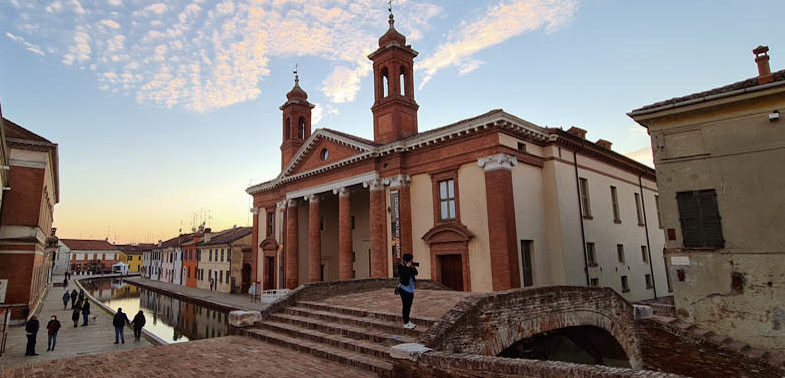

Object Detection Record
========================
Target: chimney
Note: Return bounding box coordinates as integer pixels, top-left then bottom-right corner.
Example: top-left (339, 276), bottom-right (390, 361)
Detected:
top-left (754, 45), bottom-right (773, 85)
top-left (204, 231), bottom-right (212, 244)
top-left (596, 139), bottom-right (612, 149)
top-left (567, 126), bottom-right (587, 139)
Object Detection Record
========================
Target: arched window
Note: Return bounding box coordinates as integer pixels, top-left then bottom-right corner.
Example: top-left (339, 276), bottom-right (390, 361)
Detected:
top-left (285, 118), bottom-right (291, 139)
top-left (399, 66), bottom-right (406, 96)
top-left (381, 67), bottom-right (389, 98)
top-left (298, 117), bottom-right (305, 139)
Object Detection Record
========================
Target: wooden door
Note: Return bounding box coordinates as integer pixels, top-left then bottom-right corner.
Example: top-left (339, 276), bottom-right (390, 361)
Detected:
top-left (438, 254), bottom-right (464, 291)
top-left (264, 257), bottom-right (275, 290)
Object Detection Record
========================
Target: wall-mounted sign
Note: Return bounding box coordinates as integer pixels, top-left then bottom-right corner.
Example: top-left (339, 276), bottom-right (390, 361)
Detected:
top-left (670, 256), bottom-right (690, 266)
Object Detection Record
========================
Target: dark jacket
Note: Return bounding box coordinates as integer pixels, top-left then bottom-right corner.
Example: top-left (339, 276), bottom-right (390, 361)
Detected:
top-left (47, 319), bottom-right (61, 335)
top-left (132, 313), bottom-right (146, 329)
top-left (81, 301), bottom-right (90, 315)
top-left (62, 292), bottom-right (70, 303)
top-left (113, 312), bottom-right (129, 328)
top-left (398, 263), bottom-right (418, 286)
top-left (70, 290), bottom-right (78, 301)
top-left (78, 291), bottom-right (85, 301)
top-left (72, 308), bottom-right (80, 321)
top-left (25, 318), bottom-right (39, 335)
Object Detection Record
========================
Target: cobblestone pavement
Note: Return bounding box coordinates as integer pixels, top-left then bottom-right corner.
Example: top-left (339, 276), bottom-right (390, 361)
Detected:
top-left (125, 277), bottom-right (263, 312)
top-left (0, 276), bottom-right (153, 368)
top-left (0, 336), bottom-right (375, 378)
top-left (316, 288), bottom-right (475, 320)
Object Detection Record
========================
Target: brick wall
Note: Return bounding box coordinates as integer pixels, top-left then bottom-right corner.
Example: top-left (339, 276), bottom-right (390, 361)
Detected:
top-left (0, 166), bottom-right (44, 226)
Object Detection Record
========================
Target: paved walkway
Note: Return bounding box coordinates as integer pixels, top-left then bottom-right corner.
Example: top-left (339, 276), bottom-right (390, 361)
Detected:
top-left (0, 275), bottom-right (152, 368)
top-left (125, 277), bottom-right (262, 312)
top-left (316, 288), bottom-right (475, 320)
top-left (0, 336), bottom-right (375, 378)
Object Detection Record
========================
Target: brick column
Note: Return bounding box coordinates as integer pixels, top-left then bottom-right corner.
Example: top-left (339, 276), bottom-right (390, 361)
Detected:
top-left (478, 154), bottom-right (521, 291)
top-left (367, 179), bottom-right (388, 278)
top-left (307, 194), bottom-right (321, 283)
top-left (285, 199), bottom-right (299, 289)
top-left (336, 187), bottom-right (353, 280)
top-left (251, 207), bottom-right (260, 284)
top-left (385, 174), bottom-right (412, 262)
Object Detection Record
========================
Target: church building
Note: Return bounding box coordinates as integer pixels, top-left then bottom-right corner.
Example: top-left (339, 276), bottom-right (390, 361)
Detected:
top-left (247, 13), bottom-right (667, 300)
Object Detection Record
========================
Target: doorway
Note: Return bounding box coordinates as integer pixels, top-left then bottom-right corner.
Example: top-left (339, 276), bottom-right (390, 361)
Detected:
top-left (264, 257), bottom-right (275, 290)
top-left (438, 254), bottom-right (464, 291)
top-left (242, 263), bottom-right (252, 293)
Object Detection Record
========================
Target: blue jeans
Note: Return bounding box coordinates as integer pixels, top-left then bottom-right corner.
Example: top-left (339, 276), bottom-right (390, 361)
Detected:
top-left (48, 332), bottom-right (57, 350)
top-left (114, 326), bottom-right (124, 343)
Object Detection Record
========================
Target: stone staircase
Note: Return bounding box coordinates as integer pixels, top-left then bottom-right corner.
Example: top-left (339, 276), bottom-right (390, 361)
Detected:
top-left (241, 300), bottom-right (438, 376)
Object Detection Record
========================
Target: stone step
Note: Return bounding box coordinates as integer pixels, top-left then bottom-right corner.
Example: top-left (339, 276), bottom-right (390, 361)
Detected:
top-left (297, 301), bottom-right (437, 328)
top-left (262, 320), bottom-right (395, 359)
top-left (268, 312), bottom-right (421, 342)
top-left (283, 306), bottom-right (426, 337)
top-left (243, 328), bottom-right (393, 376)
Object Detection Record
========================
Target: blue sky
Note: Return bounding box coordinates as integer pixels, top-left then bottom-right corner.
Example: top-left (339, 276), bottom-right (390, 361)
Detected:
top-left (0, 0), bottom-right (782, 243)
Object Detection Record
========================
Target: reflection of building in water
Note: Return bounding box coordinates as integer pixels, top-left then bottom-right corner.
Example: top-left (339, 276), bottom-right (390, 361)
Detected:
top-left (192, 303), bottom-right (228, 339)
top-left (137, 287), bottom-right (227, 341)
top-left (84, 278), bottom-right (139, 301)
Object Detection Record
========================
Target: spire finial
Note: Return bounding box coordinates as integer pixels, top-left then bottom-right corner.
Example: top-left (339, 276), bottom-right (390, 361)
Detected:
top-left (388, 0), bottom-right (394, 28)
top-left (293, 63), bottom-right (299, 85)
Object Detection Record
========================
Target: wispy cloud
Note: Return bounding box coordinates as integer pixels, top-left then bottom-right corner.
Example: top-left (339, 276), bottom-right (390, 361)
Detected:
top-left (623, 147), bottom-right (654, 168)
top-left (5, 32), bottom-right (46, 56)
top-left (417, 0), bottom-right (580, 89)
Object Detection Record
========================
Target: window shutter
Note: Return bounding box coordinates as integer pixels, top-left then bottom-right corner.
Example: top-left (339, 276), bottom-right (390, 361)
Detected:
top-left (677, 192), bottom-right (702, 247)
top-left (698, 190), bottom-right (724, 247)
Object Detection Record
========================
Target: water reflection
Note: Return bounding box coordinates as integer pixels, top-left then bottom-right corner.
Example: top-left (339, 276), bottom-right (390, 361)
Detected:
top-left (83, 278), bottom-right (228, 343)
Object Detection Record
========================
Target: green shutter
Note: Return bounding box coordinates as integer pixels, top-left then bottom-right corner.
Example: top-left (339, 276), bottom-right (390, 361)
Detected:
top-left (698, 190), bottom-right (724, 248)
top-left (677, 191), bottom-right (702, 247)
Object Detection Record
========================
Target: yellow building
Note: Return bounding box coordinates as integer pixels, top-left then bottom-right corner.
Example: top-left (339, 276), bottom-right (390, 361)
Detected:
top-left (116, 244), bottom-right (153, 273)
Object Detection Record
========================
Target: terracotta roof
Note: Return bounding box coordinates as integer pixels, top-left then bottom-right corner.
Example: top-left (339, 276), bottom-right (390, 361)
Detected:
top-left (320, 128), bottom-right (379, 146)
top-left (159, 233), bottom-right (197, 249)
top-left (200, 227), bottom-right (252, 246)
top-left (630, 69), bottom-right (785, 115)
top-left (2, 118), bottom-right (53, 143)
top-left (115, 243), bottom-right (155, 255)
top-left (61, 239), bottom-right (119, 251)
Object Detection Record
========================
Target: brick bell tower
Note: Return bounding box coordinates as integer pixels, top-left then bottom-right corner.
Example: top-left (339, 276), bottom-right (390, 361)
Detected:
top-left (368, 9), bottom-right (419, 144)
top-left (280, 70), bottom-right (315, 170)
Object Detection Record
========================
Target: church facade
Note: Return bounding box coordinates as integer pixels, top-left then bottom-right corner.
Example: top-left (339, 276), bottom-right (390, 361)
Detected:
top-left (247, 15), bottom-right (667, 300)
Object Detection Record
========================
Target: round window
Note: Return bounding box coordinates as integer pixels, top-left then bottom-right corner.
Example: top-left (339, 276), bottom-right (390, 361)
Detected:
top-left (320, 148), bottom-right (329, 161)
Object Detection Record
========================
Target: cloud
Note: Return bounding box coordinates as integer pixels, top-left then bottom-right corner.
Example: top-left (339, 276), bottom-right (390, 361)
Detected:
top-left (321, 65), bottom-right (369, 104)
top-left (99, 19), bottom-right (120, 29)
top-left (312, 103), bottom-right (324, 126)
top-left (417, 0), bottom-right (580, 89)
top-left (107, 0), bottom-right (122, 6)
top-left (623, 147), bottom-right (654, 168)
top-left (5, 32), bottom-right (46, 56)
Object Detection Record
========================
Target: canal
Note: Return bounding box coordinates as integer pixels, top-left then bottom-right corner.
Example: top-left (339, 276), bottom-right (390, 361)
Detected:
top-left (82, 278), bottom-right (229, 344)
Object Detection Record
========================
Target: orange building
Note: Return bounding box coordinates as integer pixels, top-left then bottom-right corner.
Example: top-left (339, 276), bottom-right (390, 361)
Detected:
top-left (181, 232), bottom-right (202, 288)
top-left (0, 117), bottom-right (59, 319)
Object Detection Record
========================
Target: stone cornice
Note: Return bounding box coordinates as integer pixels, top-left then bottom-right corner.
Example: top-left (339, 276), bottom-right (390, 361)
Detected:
top-left (477, 154), bottom-right (517, 172)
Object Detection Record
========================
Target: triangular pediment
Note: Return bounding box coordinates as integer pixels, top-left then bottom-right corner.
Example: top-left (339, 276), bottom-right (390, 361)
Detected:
top-left (282, 129), bottom-right (375, 178)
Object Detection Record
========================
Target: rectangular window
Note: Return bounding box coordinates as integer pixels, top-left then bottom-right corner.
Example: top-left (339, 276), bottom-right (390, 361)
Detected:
top-left (677, 190), bottom-right (724, 248)
top-left (635, 193), bottom-right (644, 225)
top-left (655, 195), bottom-right (663, 229)
top-left (590, 278), bottom-right (599, 287)
top-left (226, 270), bottom-right (230, 283)
top-left (219, 270), bottom-right (223, 283)
top-left (645, 274), bottom-right (653, 289)
top-left (267, 211), bottom-right (275, 237)
top-left (616, 244), bottom-right (625, 264)
top-left (208, 269), bottom-right (212, 280)
top-left (438, 179), bottom-right (456, 221)
top-left (209, 250), bottom-right (212, 262)
top-left (320, 216), bottom-right (325, 231)
top-left (610, 186), bottom-right (620, 222)
top-left (221, 250), bottom-right (224, 262)
top-left (641, 246), bottom-right (649, 263)
top-left (586, 242), bottom-right (597, 267)
top-left (579, 178), bottom-right (592, 217)
top-left (621, 276), bottom-right (629, 292)
top-left (519, 240), bottom-right (534, 287)
top-left (517, 142), bottom-right (526, 152)
top-left (227, 250), bottom-right (231, 262)
top-left (351, 216), bottom-right (355, 230)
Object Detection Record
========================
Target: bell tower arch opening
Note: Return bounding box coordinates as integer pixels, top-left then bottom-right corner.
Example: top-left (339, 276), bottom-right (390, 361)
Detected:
top-left (279, 68), bottom-right (314, 170)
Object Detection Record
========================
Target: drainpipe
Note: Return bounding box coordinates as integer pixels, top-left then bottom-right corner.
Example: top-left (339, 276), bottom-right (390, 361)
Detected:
top-left (573, 148), bottom-right (591, 286)
top-left (639, 175), bottom-right (657, 299)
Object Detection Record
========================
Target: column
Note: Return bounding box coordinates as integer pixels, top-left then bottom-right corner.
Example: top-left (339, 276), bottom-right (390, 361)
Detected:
top-left (251, 207), bottom-right (260, 285)
top-left (368, 179), bottom-right (388, 278)
top-left (386, 175), bottom-right (412, 261)
top-left (478, 154), bottom-right (521, 291)
top-left (307, 194), bottom-right (321, 282)
top-left (337, 187), bottom-right (353, 280)
top-left (285, 199), bottom-right (299, 289)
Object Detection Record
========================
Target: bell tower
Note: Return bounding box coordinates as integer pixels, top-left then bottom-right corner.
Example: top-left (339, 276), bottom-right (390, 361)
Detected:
top-left (368, 8), bottom-right (419, 144)
top-left (280, 68), bottom-right (314, 170)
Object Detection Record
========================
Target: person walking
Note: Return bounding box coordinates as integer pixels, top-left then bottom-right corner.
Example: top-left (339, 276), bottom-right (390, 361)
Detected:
top-left (131, 310), bottom-right (146, 341)
top-left (78, 289), bottom-right (85, 303)
top-left (24, 314), bottom-right (40, 356)
top-left (113, 308), bottom-right (130, 344)
top-left (71, 305), bottom-right (80, 328)
top-left (62, 290), bottom-right (70, 310)
top-left (81, 300), bottom-right (91, 326)
top-left (62, 276), bottom-right (68, 287)
top-left (397, 253), bottom-right (418, 329)
top-left (46, 315), bottom-right (61, 351)
top-left (70, 289), bottom-right (78, 309)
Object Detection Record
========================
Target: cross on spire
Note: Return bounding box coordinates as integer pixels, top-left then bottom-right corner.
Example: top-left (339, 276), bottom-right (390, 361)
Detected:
top-left (388, 0), bottom-right (394, 26)
top-left (293, 63), bottom-right (299, 85)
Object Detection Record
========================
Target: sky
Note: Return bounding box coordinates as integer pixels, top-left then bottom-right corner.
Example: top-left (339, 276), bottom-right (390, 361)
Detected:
top-left (0, 0), bottom-right (783, 243)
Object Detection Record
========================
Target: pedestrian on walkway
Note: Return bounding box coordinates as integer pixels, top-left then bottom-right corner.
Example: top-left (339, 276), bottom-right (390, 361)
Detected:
top-left (132, 310), bottom-right (146, 341)
top-left (81, 300), bottom-right (91, 326)
top-left (209, 278), bottom-right (214, 291)
top-left (71, 305), bottom-right (80, 328)
top-left (62, 290), bottom-right (70, 310)
top-left (78, 289), bottom-right (85, 303)
top-left (397, 253), bottom-right (418, 330)
top-left (46, 315), bottom-right (61, 351)
top-left (63, 276), bottom-right (68, 287)
top-left (24, 314), bottom-right (40, 356)
top-left (113, 308), bottom-right (130, 344)
top-left (70, 289), bottom-right (78, 309)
